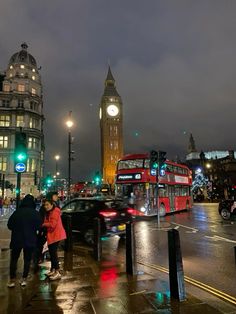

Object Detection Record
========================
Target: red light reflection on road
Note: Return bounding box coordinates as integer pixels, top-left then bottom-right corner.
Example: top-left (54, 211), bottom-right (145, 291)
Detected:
top-left (98, 267), bottom-right (118, 298)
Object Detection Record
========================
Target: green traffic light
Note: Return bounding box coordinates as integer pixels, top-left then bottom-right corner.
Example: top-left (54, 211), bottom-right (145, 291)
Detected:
top-left (16, 152), bottom-right (27, 161)
top-left (153, 162), bottom-right (158, 169)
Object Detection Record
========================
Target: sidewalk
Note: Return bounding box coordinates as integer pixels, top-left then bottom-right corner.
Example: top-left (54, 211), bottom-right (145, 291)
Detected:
top-left (0, 241), bottom-right (235, 314)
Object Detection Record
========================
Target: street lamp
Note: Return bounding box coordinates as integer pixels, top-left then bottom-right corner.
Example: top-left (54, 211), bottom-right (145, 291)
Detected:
top-left (66, 111), bottom-right (74, 200)
top-left (54, 154), bottom-right (60, 191)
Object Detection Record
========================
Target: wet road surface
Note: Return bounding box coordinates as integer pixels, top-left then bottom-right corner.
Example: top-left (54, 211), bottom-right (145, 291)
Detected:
top-left (102, 203), bottom-right (236, 298)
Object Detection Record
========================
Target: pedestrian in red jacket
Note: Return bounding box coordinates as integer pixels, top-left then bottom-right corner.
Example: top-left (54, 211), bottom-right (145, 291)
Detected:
top-left (42, 199), bottom-right (66, 280)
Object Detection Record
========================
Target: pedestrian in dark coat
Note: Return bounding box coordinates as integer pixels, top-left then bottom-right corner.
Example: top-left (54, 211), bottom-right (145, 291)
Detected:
top-left (7, 194), bottom-right (41, 287)
top-left (33, 200), bottom-right (47, 272)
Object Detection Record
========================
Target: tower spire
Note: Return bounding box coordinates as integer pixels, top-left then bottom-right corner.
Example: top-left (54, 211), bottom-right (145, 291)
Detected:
top-left (188, 133), bottom-right (197, 153)
top-left (103, 66), bottom-right (120, 97)
top-left (106, 65), bottom-right (115, 82)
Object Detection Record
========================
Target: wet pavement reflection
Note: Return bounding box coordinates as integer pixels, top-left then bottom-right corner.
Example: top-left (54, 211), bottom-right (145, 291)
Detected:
top-left (0, 204), bottom-right (235, 313)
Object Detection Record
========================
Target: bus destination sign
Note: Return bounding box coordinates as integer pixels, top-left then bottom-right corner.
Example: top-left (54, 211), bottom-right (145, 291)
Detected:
top-left (117, 173), bottom-right (142, 181)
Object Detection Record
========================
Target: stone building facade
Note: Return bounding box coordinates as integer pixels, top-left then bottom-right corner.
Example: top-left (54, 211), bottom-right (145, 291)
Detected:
top-left (0, 43), bottom-right (44, 196)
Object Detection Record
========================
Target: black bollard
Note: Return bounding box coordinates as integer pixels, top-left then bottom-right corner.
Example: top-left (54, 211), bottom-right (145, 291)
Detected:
top-left (168, 229), bottom-right (186, 301)
top-left (93, 218), bottom-right (102, 261)
top-left (126, 221), bottom-right (136, 275)
top-left (64, 215), bottom-right (73, 252)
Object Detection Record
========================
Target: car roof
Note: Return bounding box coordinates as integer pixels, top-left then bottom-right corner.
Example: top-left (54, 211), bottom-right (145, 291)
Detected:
top-left (65, 197), bottom-right (125, 203)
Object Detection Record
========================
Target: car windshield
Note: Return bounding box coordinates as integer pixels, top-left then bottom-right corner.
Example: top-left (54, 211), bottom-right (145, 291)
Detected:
top-left (103, 200), bottom-right (124, 209)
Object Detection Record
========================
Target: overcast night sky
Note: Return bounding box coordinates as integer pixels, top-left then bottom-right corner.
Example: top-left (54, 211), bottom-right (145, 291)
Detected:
top-left (1, 1), bottom-right (236, 181)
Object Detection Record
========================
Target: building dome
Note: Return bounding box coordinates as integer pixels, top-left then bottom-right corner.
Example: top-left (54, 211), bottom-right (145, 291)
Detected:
top-left (8, 43), bottom-right (37, 67)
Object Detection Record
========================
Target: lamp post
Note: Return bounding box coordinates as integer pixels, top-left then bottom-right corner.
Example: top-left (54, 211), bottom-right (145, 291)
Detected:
top-left (66, 112), bottom-right (74, 200)
top-left (54, 154), bottom-right (60, 191)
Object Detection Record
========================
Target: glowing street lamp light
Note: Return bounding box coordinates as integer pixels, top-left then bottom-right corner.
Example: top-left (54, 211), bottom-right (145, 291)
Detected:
top-left (54, 154), bottom-right (60, 190)
top-left (66, 111), bottom-right (74, 200)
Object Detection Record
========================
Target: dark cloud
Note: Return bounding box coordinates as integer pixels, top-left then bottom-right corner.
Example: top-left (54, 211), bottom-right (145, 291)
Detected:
top-left (1, 0), bottom-right (236, 180)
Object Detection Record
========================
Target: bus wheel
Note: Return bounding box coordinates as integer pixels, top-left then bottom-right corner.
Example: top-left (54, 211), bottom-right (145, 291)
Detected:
top-left (159, 204), bottom-right (166, 217)
top-left (220, 208), bottom-right (231, 220)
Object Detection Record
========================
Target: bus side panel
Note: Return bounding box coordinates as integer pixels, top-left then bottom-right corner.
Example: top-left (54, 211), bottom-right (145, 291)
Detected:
top-left (159, 197), bottom-right (171, 213)
top-left (174, 196), bottom-right (191, 211)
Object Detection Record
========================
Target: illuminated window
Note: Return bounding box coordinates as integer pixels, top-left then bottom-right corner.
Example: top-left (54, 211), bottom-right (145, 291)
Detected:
top-left (114, 141), bottom-right (118, 150)
top-left (0, 157), bottom-right (7, 171)
top-left (20, 73), bottom-right (24, 76)
top-left (0, 136), bottom-right (9, 148)
top-left (16, 115), bottom-right (24, 127)
top-left (32, 68), bottom-right (36, 72)
top-left (18, 84), bottom-right (25, 92)
top-left (20, 65), bottom-right (25, 69)
top-left (28, 137), bottom-right (37, 149)
top-left (10, 65), bottom-right (13, 69)
top-left (31, 159), bottom-right (36, 172)
top-left (0, 115), bottom-right (10, 127)
top-left (3, 84), bottom-right (10, 92)
top-left (109, 125), bottom-right (118, 136)
top-left (29, 117), bottom-right (38, 129)
top-left (9, 73), bottom-right (13, 78)
top-left (26, 158), bottom-right (37, 173)
top-left (31, 88), bottom-right (36, 95)
top-left (32, 76), bottom-right (35, 80)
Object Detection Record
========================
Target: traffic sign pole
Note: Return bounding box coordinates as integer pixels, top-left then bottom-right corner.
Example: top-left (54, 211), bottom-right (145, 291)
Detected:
top-left (156, 158), bottom-right (160, 229)
top-left (16, 172), bottom-right (21, 210)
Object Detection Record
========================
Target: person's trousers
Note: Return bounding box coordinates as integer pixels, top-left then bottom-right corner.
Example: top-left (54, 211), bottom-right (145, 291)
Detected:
top-left (10, 247), bottom-right (34, 279)
top-left (48, 241), bottom-right (60, 270)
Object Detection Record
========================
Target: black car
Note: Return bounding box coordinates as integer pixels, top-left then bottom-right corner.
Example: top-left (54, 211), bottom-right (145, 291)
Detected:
top-left (61, 197), bottom-right (135, 244)
top-left (218, 199), bottom-right (236, 220)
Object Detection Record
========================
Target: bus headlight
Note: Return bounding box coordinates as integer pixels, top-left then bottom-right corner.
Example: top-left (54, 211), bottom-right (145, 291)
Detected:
top-left (140, 206), bottom-right (146, 213)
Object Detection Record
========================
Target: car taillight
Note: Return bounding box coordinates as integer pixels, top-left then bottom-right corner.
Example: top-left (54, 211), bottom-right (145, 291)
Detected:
top-left (99, 210), bottom-right (117, 218)
top-left (127, 208), bottom-right (145, 216)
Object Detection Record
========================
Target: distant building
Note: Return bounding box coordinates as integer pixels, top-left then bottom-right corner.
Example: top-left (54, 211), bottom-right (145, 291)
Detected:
top-left (99, 66), bottom-right (123, 185)
top-left (0, 43), bottom-right (44, 196)
top-left (186, 134), bottom-right (236, 198)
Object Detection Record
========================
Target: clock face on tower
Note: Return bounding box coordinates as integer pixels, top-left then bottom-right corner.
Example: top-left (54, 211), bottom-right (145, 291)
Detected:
top-left (107, 104), bottom-right (119, 117)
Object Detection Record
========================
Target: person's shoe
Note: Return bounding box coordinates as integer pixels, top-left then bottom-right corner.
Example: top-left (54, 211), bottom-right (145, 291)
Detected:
top-left (49, 271), bottom-right (61, 281)
top-left (7, 280), bottom-right (15, 288)
top-left (46, 269), bottom-right (55, 277)
top-left (19, 278), bottom-right (27, 286)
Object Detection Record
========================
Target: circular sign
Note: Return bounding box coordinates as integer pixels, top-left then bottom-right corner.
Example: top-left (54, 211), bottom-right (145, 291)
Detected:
top-left (15, 162), bottom-right (26, 173)
top-left (159, 169), bottom-right (166, 177)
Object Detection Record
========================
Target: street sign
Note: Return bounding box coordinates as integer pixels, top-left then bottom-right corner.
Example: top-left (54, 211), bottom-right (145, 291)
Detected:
top-left (15, 162), bottom-right (26, 173)
top-left (159, 169), bottom-right (166, 177)
top-left (150, 169), bottom-right (157, 176)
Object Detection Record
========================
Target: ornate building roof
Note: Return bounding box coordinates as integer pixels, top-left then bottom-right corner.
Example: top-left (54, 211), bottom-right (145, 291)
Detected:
top-left (103, 66), bottom-right (120, 97)
top-left (8, 43), bottom-right (37, 67)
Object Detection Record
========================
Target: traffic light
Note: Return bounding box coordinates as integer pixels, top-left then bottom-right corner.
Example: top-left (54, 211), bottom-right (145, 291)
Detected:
top-left (14, 132), bottom-right (27, 172)
top-left (150, 150), bottom-right (158, 172)
top-left (46, 176), bottom-right (53, 187)
top-left (158, 151), bottom-right (167, 176)
top-left (94, 171), bottom-right (101, 185)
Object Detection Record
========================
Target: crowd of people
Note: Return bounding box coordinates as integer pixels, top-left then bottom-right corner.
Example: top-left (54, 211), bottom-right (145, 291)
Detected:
top-left (6, 192), bottom-right (66, 288)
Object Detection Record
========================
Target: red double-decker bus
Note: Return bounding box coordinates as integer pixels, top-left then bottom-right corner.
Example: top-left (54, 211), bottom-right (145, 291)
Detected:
top-left (115, 153), bottom-right (192, 216)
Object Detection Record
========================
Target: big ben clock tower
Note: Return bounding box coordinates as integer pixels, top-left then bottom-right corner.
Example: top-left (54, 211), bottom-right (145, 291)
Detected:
top-left (99, 66), bottom-right (123, 185)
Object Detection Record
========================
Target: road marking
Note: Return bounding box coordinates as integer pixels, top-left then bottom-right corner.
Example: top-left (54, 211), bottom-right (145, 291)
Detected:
top-left (137, 260), bottom-right (236, 306)
top-left (150, 228), bottom-right (172, 231)
top-left (129, 290), bottom-right (147, 295)
top-left (171, 222), bottom-right (198, 233)
top-left (205, 235), bottom-right (236, 244)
